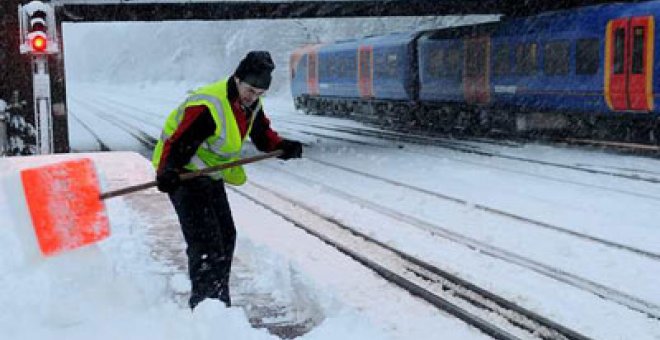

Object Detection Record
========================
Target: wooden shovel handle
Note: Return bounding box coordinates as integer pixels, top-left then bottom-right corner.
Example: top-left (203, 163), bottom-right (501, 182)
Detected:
top-left (99, 150), bottom-right (283, 200)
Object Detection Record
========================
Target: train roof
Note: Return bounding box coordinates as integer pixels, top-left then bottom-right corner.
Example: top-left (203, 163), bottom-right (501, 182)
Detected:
top-left (318, 30), bottom-right (418, 53)
top-left (290, 43), bottom-right (323, 57)
top-left (495, 1), bottom-right (660, 36)
top-left (300, 1), bottom-right (660, 51)
top-left (418, 22), bottom-right (500, 40)
top-left (418, 1), bottom-right (660, 40)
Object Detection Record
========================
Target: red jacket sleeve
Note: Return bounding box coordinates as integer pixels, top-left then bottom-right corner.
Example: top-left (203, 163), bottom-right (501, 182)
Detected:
top-left (250, 108), bottom-right (282, 152)
top-left (157, 105), bottom-right (215, 173)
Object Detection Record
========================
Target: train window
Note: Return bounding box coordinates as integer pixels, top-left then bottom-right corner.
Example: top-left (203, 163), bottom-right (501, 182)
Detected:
top-left (348, 59), bottom-right (353, 77)
top-left (493, 44), bottom-right (510, 76)
top-left (544, 40), bottom-right (570, 76)
top-left (320, 58), bottom-right (332, 77)
top-left (515, 44), bottom-right (523, 74)
top-left (374, 54), bottom-right (385, 77)
top-left (426, 49), bottom-right (444, 78)
top-left (515, 43), bottom-right (538, 75)
top-left (387, 54), bottom-right (398, 77)
top-left (329, 59), bottom-right (336, 77)
top-left (576, 39), bottom-right (599, 75)
top-left (339, 56), bottom-right (347, 77)
top-left (347, 56), bottom-right (355, 77)
top-left (427, 47), bottom-right (461, 79)
top-left (375, 52), bottom-right (398, 78)
top-left (613, 28), bottom-right (625, 74)
top-left (632, 27), bottom-right (645, 74)
top-left (341, 57), bottom-right (347, 77)
top-left (445, 48), bottom-right (462, 79)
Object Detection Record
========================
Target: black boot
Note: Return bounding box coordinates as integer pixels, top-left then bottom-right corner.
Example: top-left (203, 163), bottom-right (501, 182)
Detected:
top-left (189, 293), bottom-right (206, 310)
top-left (219, 284), bottom-right (231, 307)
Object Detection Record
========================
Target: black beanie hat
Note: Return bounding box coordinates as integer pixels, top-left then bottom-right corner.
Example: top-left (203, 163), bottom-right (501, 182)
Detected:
top-left (234, 51), bottom-right (275, 90)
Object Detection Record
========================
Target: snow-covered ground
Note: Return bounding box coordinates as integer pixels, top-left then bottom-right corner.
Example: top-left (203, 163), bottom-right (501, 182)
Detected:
top-left (1, 17), bottom-right (659, 339)
top-left (4, 80), bottom-right (658, 339)
top-left (1, 151), bottom-right (491, 339)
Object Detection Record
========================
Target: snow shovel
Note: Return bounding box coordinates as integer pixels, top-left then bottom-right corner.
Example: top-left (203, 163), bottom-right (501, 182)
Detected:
top-left (20, 150), bottom-right (283, 257)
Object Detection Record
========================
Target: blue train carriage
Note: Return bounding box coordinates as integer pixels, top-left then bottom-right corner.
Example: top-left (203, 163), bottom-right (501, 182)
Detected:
top-left (358, 32), bottom-right (419, 104)
top-left (416, 23), bottom-right (499, 132)
top-left (317, 39), bottom-right (361, 100)
top-left (290, 39), bottom-right (359, 115)
top-left (291, 1), bottom-right (660, 142)
top-left (488, 2), bottom-right (659, 137)
top-left (357, 31), bottom-right (421, 124)
top-left (316, 32), bottom-right (419, 122)
top-left (290, 44), bottom-right (322, 111)
top-left (290, 31), bottom-right (420, 123)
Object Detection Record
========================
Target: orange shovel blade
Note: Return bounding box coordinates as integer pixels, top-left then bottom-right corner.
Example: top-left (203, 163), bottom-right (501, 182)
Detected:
top-left (20, 158), bottom-right (110, 257)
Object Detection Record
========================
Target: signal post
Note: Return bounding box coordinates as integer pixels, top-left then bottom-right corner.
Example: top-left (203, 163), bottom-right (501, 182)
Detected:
top-left (0, 0), bottom-right (68, 155)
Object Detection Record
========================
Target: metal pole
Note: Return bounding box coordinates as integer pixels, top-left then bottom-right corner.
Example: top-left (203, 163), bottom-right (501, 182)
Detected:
top-left (32, 54), bottom-right (52, 154)
top-left (0, 99), bottom-right (8, 156)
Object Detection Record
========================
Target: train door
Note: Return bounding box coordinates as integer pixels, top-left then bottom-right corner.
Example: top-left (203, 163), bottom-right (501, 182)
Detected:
top-left (464, 37), bottom-right (491, 104)
top-left (308, 50), bottom-right (319, 96)
top-left (358, 45), bottom-right (374, 98)
top-left (606, 16), bottom-right (654, 111)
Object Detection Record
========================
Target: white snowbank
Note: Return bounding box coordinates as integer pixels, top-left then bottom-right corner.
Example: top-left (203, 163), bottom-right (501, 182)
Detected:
top-left (0, 153), bottom-right (275, 339)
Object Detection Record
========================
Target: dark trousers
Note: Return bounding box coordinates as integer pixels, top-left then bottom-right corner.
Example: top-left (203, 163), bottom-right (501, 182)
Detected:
top-left (168, 176), bottom-right (236, 309)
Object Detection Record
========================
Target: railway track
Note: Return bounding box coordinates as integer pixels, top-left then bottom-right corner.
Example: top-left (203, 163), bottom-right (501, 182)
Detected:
top-left (233, 181), bottom-right (592, 340)
top-left (79, 84), bottom-right (183, 108)
top-left (254, 161), bottom-right (660, 320)
top-left (68, 110), bottom-right (111, 151)
top-left (557, 138), bottom-right (660, 153)
top-left (81, 90), bottom-right (169, 122)
top-left (299, 155), bottom-right (660, 261)
top-left (69, 96), bottom-right (158, 151)
top-left (277, 125), bottom-right (660, 203)
top-left (81, 94), bottom-right (164, 131)
top-left (277, 118), bottom-right (660, 184)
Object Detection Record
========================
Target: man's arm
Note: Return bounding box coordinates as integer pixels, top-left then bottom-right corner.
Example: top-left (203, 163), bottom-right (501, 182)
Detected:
top-left (250, 107), bottom-right (303, 160)
top-left (157, 105), bottom-right (216, 173)
top-left (249, 108), bottom-right (282, 152)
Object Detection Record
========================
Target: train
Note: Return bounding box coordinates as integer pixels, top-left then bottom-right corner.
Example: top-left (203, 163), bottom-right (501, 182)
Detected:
top-left (289, 1), bottom-right (660, 144)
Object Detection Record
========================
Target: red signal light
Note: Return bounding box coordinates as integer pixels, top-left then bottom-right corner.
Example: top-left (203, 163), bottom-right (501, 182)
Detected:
top-left (32, 35), bottom-right (47, 52)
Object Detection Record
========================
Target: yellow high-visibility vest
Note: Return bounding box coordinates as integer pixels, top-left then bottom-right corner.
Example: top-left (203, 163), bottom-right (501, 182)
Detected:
top-left (152, 78), bottom-right (259, 185)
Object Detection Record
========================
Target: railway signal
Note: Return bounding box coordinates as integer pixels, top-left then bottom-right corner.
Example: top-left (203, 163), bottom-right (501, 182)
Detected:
top-left (18, 1), bottom-right (60, 154)
top-left (18, 1), bottom-right (58, 55)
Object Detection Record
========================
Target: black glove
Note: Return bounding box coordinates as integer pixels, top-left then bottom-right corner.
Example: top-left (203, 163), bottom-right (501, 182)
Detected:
top-left (277, 139), bottom-right (303, 160)
top-left (156, 169), bottom-right (181, 193)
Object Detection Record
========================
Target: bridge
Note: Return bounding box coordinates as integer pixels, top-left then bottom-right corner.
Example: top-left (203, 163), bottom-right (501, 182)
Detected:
top-left (54, 0), bottom-right (636, 21)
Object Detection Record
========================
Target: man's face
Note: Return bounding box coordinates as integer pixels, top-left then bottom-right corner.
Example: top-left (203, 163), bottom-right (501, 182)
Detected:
top-left (236, 78), bottom-right (266, 106)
